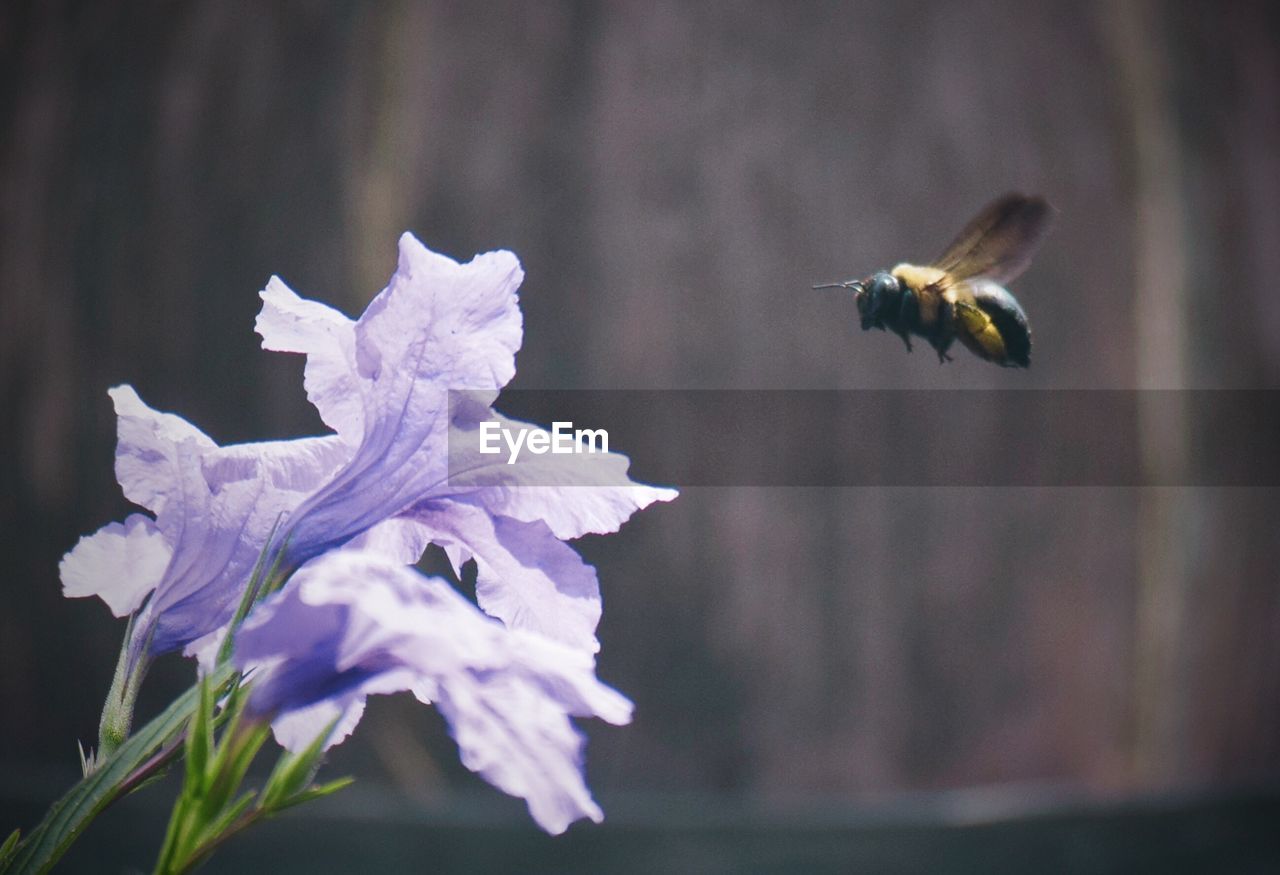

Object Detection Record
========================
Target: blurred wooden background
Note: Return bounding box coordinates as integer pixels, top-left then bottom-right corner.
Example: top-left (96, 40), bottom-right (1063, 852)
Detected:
top-left (2, 0), bottom-right (1278, 823)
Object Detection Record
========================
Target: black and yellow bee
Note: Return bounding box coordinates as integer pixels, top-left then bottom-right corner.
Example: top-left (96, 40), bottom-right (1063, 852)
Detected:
top-left (814, 193), bottom-right (1054, 367)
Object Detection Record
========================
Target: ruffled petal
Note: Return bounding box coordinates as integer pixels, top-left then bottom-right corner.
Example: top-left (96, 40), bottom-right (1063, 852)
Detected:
top-left (280, 236), bottom-right (524, 565)
top-left (358, 235), bottom-right (523, 399)
top-left (445, 410), bottom-right (678, 539)
top-left (204, 434), bottom-right (350, 494)
top-left (235, 551), bottom-right (630, 834)
top-left (109, 385), bottom-right (217, 523)
top-left (59, 514), bottom-right (172, 616)
top-left (269, 696), bottom-right (366, 752)
top-left (255, 278), bottom-right (365, 443)
top-left (406, 500), bottom-right (602, 653)
top-left (346, 516), bottom-right (435, 565)
top-left (105, 400), bottom-right (347, 660)
top-left (133, 438), bottom-right (269, 658)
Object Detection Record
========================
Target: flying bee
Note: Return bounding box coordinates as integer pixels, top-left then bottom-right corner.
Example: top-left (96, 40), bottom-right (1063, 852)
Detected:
top-left (814, 193), bottom-right (1054, 367)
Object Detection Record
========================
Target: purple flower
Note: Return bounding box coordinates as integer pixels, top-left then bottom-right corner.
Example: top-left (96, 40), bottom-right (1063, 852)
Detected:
top-left (61, 386), bottom-right (347, 668)
top-left (255, 238), bottom-right (525, 564)
top-left (235, 549), bottom-right (633, 835)
top-left (257, 234), bottom-right (675, 652)
top-left (63, 231), bottom-right (672, 671)
top-left (60, 232), bottom-right (672, 831)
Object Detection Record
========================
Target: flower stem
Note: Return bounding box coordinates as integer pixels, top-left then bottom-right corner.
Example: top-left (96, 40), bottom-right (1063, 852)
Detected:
top-left (94, 620), bottom-right (148, 768)
top-left (0, 664), bottom-right (236, 875)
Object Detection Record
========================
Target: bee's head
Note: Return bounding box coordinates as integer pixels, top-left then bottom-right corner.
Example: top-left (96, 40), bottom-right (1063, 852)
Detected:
top-left (854, 271), bottom-right (900, 330)
top-left (813, 272), bottom-right (901, 330)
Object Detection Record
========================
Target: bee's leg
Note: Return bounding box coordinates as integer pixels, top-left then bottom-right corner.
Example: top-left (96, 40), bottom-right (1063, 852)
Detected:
top-left (934, 300), bottom-right (956, 363)
top-left (896, 288), bottom-right (915, 351)
top-left (925, 335), bottom-right (951, 363)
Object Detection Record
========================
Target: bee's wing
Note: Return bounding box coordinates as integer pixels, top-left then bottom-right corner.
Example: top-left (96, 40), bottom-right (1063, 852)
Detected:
top-left (932, 193), bottom-right (1054, 284)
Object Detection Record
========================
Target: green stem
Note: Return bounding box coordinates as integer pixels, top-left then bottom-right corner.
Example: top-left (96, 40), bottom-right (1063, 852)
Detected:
top-left (0, 664), bottom-right (236, 875)
top-left (215, 521), bottom-right (291, 669)
top-left (95, 619), bottom-right (148, 767)
top-left (160, 806), bottom-right (263, 875)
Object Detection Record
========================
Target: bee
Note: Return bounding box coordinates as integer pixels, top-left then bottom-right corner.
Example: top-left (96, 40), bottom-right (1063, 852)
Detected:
top-left (814, 193), bottom-right (1054, 367)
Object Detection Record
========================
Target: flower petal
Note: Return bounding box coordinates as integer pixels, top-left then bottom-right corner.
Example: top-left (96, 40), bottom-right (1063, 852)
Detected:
top-left (109, 384), bottom-right (217, 522)
top-left (360, 234), bottom-right (523, 398)
top-left (405, 500), bottom-right (602, 652)
top-left (236, 550), bottom-right (630, 834)
top-left (60, 514), bottom-right (172, 616)
top-left (269, 696), bottom-right (367, 752)
top-left (134, 438), bottom-right (271, 657)
top-left (255, 278), bottom-right (365, 443)
top-left (346, 516), bottom-right (435, 566)
top-left (205, 434), bottom-right (352, 494)
top-left (280, 236), bottom-right (524, 565)
top-left (98, 390), bottom-right (350, 661)
top-left (446, 411), bottom-right (678, 539)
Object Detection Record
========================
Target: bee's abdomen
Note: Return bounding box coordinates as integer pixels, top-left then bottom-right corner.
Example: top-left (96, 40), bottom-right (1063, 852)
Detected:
top-left (970, 280), bottom-right (1031, 367)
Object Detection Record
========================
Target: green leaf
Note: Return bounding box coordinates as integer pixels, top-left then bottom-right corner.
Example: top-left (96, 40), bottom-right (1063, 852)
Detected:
top-left (152, 781), bottom-right (190, 875)
top-left (76, 742), bottom-right (94, 777)
top-left (272, 776), bottom-right (355, 812)
top-left (0, 830), bottom-right (20, 864)
top-left (0, 663), bottom-right (236, 875)
top-left (198, 790), bottom-right (256, 850)
top-left (259, 717), bottom-right (339, 811)
top-left (215, 520), bottom-right (288, 668)
top-left (162, 789), bottom-right (257, 875)
top-left (185, 676), bottom-right (214, 793)
top-left (200, 720), bottom-right (269, 823)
